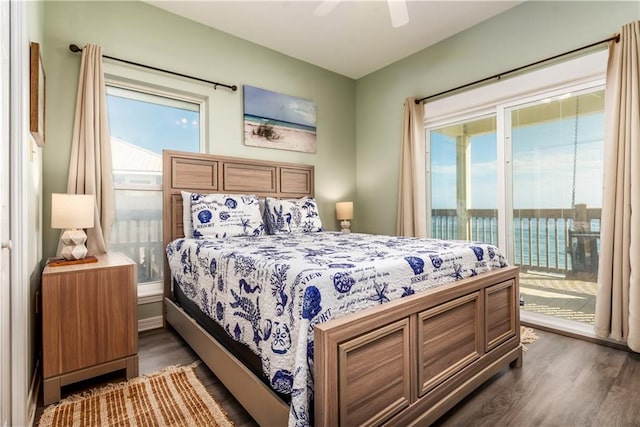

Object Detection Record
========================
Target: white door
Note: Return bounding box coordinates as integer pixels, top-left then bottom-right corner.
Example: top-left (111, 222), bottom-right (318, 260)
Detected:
top-left (0, 0), bottom-right (11, 425)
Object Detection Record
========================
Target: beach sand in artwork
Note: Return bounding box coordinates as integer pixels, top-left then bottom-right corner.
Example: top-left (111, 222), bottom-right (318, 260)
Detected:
top-left (244, 121), bottom-right (317, 153)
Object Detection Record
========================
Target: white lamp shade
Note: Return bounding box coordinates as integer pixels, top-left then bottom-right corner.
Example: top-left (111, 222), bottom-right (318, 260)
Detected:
top-left (51, 193), bottom-right (95, 230)
top-left (336, 201), bottom-right (354, 220)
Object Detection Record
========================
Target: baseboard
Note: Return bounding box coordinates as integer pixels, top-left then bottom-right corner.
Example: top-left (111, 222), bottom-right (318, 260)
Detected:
top-left (137, 282), bottom-right (163, 305)
top-left (27, 359), bottom-right (40, 427)
top-left (138, 315), bottom-right (163, 332)
top-left (520, 310), bottom-right (629, 352)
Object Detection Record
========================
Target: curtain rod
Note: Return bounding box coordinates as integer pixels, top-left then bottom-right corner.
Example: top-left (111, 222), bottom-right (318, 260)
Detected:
top-left (69, 44), bottom-right (238, 92)
top-left (415, 34), bottom-right (619, 104)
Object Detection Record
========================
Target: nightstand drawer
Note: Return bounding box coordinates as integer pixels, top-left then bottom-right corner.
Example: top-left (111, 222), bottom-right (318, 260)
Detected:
top-left (42, 252), bottom-right (138, 404)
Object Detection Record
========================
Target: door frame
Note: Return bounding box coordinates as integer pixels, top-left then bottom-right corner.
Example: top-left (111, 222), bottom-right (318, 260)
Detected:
top-left (423, 51), bottom-right (608, 338)
top-left (0, 0), bottom-right (11, 423)
top-left (423, 50), bottom-right (608, 253)
top-left (9, 1), bottom-right (31, 425)
top-left (497, 80), bottom-right (606, 263)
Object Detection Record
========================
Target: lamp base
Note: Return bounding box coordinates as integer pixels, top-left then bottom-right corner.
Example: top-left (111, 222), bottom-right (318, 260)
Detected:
top-left (60, 228), bottom-right (88, 260)
top-left (61, 243), bottom-right (88, 260)
top-left (340, 219), bottom-right (351, 233)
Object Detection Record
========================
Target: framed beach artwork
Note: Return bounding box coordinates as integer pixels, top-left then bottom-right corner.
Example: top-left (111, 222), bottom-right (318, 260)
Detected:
top-left (30, 41), bottom-right (46, 147)
top-left (243, 85), bottom-right (317, 153)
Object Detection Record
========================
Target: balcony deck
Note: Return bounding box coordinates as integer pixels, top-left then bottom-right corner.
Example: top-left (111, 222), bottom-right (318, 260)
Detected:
top-left (432, 207), bottom-right (601, 326)
top-left (520, 272), bottom-right (597, 325)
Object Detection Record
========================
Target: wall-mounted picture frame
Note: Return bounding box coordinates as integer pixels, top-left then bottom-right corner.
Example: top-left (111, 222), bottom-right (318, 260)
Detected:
top-left (30, 41), bottom-right (45, 147)
top-left (243, 85), bottom-right (317, 154)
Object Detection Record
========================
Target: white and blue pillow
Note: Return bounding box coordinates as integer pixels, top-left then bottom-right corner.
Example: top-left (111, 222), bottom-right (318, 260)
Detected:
top-left (264, 197), bottom-right (323, 234)
top-left (181, 191), bottom-right (195, 238)
top-left (190, 193), bottom-right (265, 239)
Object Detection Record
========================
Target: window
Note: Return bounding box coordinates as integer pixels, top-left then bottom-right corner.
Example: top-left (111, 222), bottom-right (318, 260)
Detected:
top-left (106, 85), bottom-right (202, 286)
top-left (425, 51), bottom-right (607, 328)
top-left (429, 115), bottom-right (498, 245)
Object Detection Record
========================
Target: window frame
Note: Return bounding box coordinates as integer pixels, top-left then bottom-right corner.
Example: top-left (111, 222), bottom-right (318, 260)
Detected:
top-left (103, 63), bottom-right (209, 305)
top-left (496, 81), bottom-right (606, 260)
top-left (425, 111), bottom-right (498, 241)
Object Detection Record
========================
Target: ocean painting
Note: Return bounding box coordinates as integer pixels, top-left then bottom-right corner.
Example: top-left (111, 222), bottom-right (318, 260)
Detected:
top-left (243, 85), bottom-right (317, 153)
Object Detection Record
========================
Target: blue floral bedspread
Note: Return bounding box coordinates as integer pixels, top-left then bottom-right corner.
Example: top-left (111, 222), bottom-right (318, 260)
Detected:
top-left (166, 232), bottom-right (508, 427)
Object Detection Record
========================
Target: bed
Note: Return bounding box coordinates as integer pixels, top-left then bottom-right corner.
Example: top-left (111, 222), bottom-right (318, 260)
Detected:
top-left (162, 150), bottom-right (522, 426)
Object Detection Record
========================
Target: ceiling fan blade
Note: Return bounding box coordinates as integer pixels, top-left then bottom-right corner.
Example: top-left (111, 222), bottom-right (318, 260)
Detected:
top-left (314, 0), bottom-right (341, 17)
top-left (387, 0), bottom-right (409, 28)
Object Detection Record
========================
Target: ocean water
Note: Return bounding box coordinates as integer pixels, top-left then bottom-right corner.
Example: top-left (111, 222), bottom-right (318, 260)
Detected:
top-left (431, 215), bottom-right (601, 272)
top-left (244, 114), bottom-right (317, 133)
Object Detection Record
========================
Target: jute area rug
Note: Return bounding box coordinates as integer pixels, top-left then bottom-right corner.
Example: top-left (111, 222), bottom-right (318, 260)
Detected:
top-left (37, 363), bottom-right (234, 427)
top-left (520, 326), bottom-right (539, 351)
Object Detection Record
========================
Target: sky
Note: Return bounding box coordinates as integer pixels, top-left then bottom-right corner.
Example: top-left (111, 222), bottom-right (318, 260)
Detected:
top-left (243, 85), bottom-right (316, 128)
top-left (107, 94), bottom-right (200, 156)
top-left (430, 112), bottom-right (605, 210)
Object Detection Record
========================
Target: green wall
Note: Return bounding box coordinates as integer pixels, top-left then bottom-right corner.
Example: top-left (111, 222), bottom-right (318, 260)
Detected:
top-left (355, 1), bottom-right (640, 235)
top-left (42, 1), bottom-right (356, 260)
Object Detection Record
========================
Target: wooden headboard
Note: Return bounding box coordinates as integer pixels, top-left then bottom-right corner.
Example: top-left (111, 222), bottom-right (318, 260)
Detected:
top-left (162, 150), bottom-right (315, 297)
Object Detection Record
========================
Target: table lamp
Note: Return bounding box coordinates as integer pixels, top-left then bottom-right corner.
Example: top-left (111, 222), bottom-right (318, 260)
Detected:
top-left (51, 193), bottom-right (95, 260)
top-left (336, 201), bottom-right (353, 233)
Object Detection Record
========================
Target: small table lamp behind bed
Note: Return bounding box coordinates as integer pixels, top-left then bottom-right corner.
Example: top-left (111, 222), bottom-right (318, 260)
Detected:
top-left (336, 201), bottom-right (353, 233)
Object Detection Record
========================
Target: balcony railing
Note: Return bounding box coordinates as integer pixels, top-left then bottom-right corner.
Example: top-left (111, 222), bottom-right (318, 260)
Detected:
top-left (109, 207), bottom-right (602, 286)
top-left (432, 207), bottom-right (601, 277)
top-left (109, 210), bottom-right (164, 284)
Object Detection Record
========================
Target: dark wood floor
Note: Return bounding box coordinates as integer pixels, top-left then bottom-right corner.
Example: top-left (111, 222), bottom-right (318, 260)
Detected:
top-left (138, 327), bottom-right (257, 426)
top-left (37, 327), bottom-right (640, 426)
top-left (434, 330), bottom-right (640, 427)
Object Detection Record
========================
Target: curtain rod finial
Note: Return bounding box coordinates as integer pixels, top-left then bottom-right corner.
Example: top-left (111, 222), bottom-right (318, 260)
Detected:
top-left (69, 44), bottom-right (82, 53)
top-left (231, 85), bottom-right (238, 92)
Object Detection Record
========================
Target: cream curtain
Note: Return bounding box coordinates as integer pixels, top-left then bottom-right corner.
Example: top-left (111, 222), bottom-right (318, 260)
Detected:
top-left (396, 97), bottom-right (427, 237)
top-left (595, 21), bottom-right (640, 352)
top-left (63, 44), bottom-right (114, 255)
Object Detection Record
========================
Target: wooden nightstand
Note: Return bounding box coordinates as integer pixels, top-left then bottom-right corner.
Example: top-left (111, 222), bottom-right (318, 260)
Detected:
top-left (42, 252), bottom-right (138, 405)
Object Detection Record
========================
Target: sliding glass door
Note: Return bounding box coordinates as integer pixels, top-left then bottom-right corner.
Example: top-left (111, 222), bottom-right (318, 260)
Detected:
top-left (507, 88), bottom-right (604, 324)
top-left (427, 84), bottom-right (605, 326)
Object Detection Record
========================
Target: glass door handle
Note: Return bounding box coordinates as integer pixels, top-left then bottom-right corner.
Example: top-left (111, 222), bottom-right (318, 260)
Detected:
top-left (1, 240), bottom-right (11, 251)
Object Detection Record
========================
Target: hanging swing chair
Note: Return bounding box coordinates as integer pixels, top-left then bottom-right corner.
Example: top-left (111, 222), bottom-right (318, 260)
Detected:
top-left (567, 95), bottom-right (599, 278)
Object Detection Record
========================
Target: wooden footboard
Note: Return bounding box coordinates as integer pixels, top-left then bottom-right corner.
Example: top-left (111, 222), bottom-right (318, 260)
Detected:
top-left (314, 265), bottom-right (521, 426)
top-left (165, 265), bottom-right (520, 427)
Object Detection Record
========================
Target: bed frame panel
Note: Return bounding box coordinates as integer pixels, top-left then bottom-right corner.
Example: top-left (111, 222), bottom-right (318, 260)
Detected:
top-left (162, 150), bottom-right (522, 426)
top-left (338, 318), bottom-right (411, 426)
top-left (314, 268), bottom-right (521, 426)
